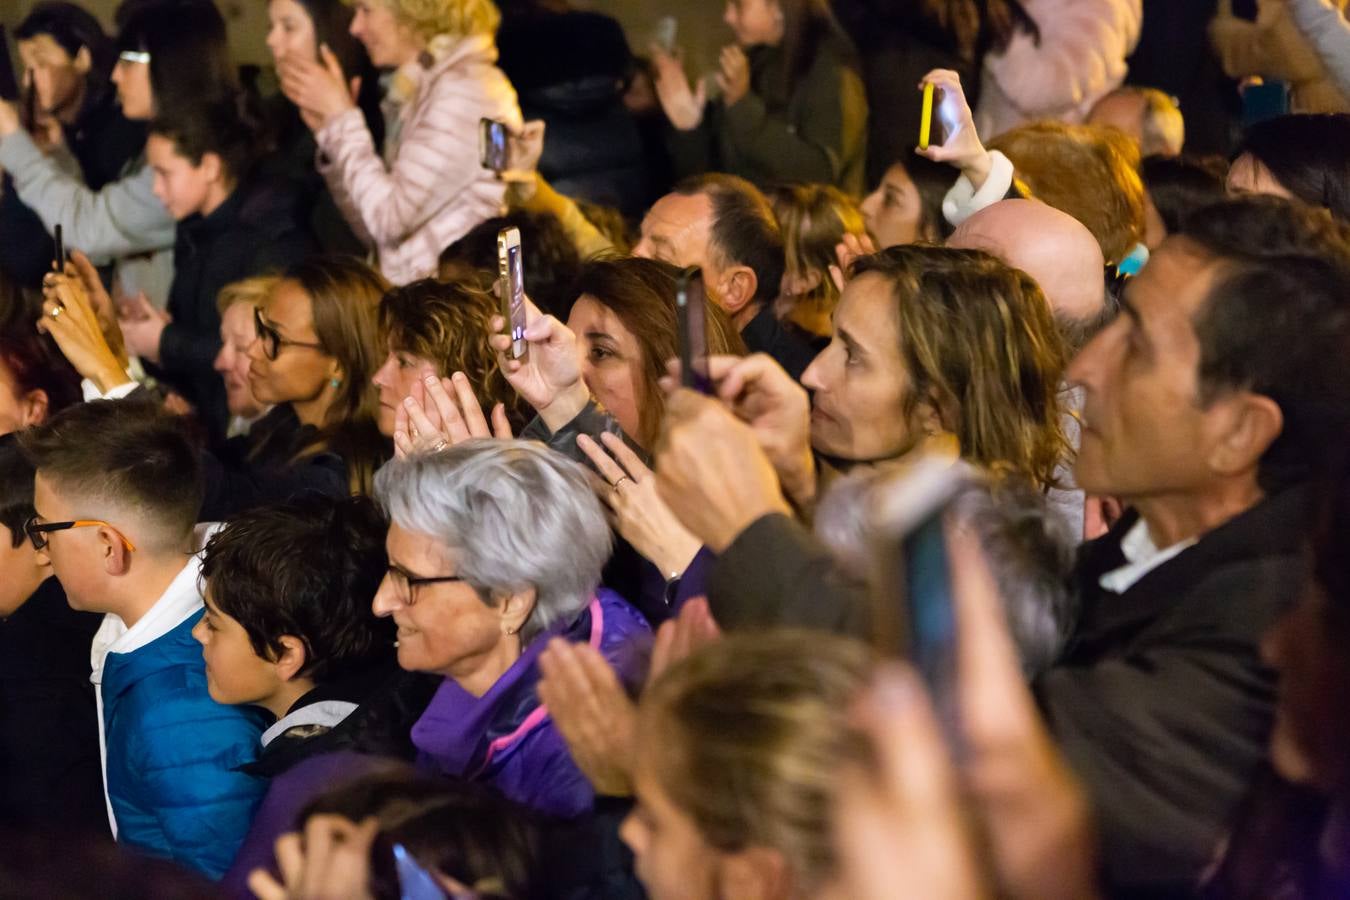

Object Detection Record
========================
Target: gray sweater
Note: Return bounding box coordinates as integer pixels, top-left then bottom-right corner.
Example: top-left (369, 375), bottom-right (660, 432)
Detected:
top-left (0, 128), bottom-right (174, 307)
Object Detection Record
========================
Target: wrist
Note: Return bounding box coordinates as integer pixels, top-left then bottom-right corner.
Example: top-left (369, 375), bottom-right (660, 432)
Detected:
top-left (538, 380), bottom-right (591, 433)
top-left (709, 494), bottom-right (791, 554)
top-left (963, 149), bottom-right (993, 192)
top-left (779, 451), bottom-right (818, 510)
top-left (655, 535), bottom-right (701, 581)
top-left (92, 359), bottom-right (132, 394)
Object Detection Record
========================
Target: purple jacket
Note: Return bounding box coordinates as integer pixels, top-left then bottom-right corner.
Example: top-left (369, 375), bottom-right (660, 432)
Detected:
top-left (413, 588), bottom-right (650, 819)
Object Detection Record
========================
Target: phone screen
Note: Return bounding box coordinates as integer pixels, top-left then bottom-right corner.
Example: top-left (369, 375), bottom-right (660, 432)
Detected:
top-left (392, 843), bottom-right (447, 900)
top-left (480, 118), bottom-right (509, 172)
top-left (677, 267), bottom-right (711, 393)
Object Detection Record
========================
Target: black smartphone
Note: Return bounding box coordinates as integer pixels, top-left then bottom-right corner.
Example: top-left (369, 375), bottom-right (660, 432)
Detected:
top-left (497, 226), bottom-right (527, 360)
top-left (871, 458), bottom-right (969, 746)
top-left (0, 28), bottom-right (18, 102)
top-left (1242, 79), bottom-right (1291, 128)
top-left (479, 117), bottom-right (509, 172)
top-left (1232, 0), bottom-right (1258, 20)
top-left (53, 223), bottom-right (65, 272)
top-left (676, 266), bottom-right (711, 393)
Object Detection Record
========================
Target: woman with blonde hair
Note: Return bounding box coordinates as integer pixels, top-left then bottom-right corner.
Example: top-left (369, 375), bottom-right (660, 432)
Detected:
top-left (771, 183), bottom-right (867, 338)
top-left (622, 631), bottom-right (872, 900)
top-left (278, 0), bottom-right (522, 284)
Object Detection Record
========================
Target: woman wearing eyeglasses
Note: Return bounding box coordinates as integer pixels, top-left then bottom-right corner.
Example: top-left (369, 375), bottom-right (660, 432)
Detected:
top-left (372, 441), bottom-right (651, 819)
top-left (41, 255), bottom-right (390, 520)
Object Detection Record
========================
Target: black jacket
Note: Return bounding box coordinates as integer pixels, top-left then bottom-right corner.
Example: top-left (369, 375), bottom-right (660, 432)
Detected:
top-left (1035, 488), bottom-right (1313, 897)
top-left (498, 10), bottom-right (651, 218)
top-left (667, 29), bottom-right (868, 195)
top-left (0, 577), bottom-right (107, 837)
top-left (198, 405), bottom-right (352, 521)
top-left (741, 305), bottom-right (818, 384)
top-left (157, 175), bottom-right (313, 442)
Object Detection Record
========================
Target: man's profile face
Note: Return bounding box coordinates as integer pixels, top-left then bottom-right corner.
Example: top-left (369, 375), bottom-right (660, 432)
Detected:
top-left (1067, 237), bottom-right (1225, 501)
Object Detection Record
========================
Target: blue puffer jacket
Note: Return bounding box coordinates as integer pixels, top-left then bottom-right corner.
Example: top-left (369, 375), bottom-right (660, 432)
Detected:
top-left (101, 612), bottom-right (268, 880)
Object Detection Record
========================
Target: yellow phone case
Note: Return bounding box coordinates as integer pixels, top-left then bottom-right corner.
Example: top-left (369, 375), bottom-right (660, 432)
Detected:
top-left (919, 82), bottom-right (935, 150)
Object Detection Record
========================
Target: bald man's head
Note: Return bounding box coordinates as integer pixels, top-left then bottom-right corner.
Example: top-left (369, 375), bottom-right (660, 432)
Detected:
top-left (948, 200), bottom-right (1111, 354)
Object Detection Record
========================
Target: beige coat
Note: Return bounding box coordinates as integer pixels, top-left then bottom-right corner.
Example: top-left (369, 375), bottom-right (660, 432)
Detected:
top-left (1210, 0), bottom-right (1350, 113)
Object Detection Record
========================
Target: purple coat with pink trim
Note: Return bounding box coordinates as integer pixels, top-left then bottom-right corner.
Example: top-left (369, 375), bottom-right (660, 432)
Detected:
top-left (411, 588), bottom-right (650, 819)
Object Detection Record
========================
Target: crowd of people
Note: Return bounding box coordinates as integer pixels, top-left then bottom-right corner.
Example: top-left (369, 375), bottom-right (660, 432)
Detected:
top-left (2, 0), bottom-right (1350, 897)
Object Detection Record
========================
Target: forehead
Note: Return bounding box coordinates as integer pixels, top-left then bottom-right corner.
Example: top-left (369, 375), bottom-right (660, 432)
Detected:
top-left (18, 34), bottom-right (71, 59)
top-left (644, 193), bottom-right (712, 237)
top-left (569, 294), bottom-right (633, 339)
top-left (881, 163), bottom-right (915, 191)
top-left (32, 471), bottom-right (73, 517)
top-left (265, 279), bottom-right (313, 325)
top-left (269, 0), bottom-right (310, 18)
top-left (1127, 237), bottom-right (1222, 325)
top-left (836, 272), bottom-right (900, 345)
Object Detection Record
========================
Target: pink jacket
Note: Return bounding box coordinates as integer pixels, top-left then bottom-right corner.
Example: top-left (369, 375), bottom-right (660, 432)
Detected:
top-left (975, 0), bottom-right (1143, 140)
top-left (316, 34), bottom-right (522, 285)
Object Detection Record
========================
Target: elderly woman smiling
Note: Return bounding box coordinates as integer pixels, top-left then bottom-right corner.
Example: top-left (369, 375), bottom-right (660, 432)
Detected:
top-left (373, 440), bottom-right (650, 818)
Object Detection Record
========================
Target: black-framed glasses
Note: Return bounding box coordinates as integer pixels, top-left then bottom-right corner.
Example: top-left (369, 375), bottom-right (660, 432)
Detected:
top-left (24, 514), bottom-right (137, 552)
top-left (384, 564), bottom-right (466, 606)
top-left (254, 306), bottom-right (324, 362)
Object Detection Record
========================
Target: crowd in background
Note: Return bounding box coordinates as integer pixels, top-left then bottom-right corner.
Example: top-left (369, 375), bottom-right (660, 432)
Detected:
top-left (3, 0), bottom-right (1350, 897)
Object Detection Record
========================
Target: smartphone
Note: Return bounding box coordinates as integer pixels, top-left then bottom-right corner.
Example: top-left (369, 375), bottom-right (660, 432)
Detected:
top-left (479, 117), bottom-right (509, 172)
top-left (1242, 79), bottom-right (1291, 128)
top-left (870, 458), bottom-right (971, 746)
top-left (53, 223), bottom-right (65, 272)
top-left (676, 266), bottom-right (711, 393)
top-left (392, 843), bottom-right (447, 900)
top-left (1232, 0), bottom-right (1258, 20)
top-left (919, 82), bottom-right (935, 150)
top-left (653, 15), bottom-right (678, 53)
top-left (497, 227), bottom-right (528, 361)
top-left (0, 28), bottom-right (18, 102)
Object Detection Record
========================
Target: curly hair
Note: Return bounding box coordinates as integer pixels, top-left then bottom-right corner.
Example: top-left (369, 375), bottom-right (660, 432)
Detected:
top-left (381, 0), bottom-right (500, 42)
top-left (850, 245), bottom-right (1072, 489)
top-left (991, 121), bottom-right (1146, 265)
top-left (378, 278), bottom-right (527, 428)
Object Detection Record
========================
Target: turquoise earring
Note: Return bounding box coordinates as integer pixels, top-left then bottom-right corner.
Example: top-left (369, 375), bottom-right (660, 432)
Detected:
top-left (330, 377), bottom-right (342, 388)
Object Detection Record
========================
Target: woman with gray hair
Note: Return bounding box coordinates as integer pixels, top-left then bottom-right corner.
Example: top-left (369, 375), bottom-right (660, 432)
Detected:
top-left (372, 439), bottom-right (650, 818)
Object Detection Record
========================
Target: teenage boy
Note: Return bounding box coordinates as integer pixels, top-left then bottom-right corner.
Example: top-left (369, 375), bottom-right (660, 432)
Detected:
top-left (199, 493), bottom-right (436, 898)
top-left (193, 492), bottom-right (400, 773)
top-left (18, 399), bottom-right (267, 880)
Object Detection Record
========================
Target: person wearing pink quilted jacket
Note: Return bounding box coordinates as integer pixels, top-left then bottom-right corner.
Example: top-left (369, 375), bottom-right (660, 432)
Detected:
top-left (975, 0), bottom-right (1143, 140)
top-left (278, 0), bottom-right (522, 285)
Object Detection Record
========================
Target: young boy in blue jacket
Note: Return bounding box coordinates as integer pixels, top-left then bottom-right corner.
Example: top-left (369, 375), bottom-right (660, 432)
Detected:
top-left (18, 399), bottom-right (267, 880)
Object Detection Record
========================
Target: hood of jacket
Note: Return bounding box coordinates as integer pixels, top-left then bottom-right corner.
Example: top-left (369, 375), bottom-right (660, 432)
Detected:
top-left (412, 587), bottom-right (649, 780)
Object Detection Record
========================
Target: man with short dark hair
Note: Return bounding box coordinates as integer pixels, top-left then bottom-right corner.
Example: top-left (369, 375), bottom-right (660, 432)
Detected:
top-left (18, 399), bottom-right (266, 880)
top-left (633, 173), bottom-right (816, 380)
top-left (1037, 195), bottom-right (1350, 894)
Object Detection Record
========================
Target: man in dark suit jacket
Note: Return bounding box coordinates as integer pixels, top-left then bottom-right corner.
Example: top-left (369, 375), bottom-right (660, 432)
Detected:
top-left (1035, 196), bottom-right (1350, 895)
top-left (648, 195), bottom-right (1350, 897)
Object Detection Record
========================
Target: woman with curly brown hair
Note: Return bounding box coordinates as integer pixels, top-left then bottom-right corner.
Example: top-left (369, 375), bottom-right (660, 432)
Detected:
top-left (801, 244), bottom-right (1071, 493)
top-left (371, 277), bottom-right (528, 437)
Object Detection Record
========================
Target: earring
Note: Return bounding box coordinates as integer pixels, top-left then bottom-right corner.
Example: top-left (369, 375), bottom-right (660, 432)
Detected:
top-left (330, 377), bottom-right (342, 388)
top-left (504, 625), bottom-right (517, 636)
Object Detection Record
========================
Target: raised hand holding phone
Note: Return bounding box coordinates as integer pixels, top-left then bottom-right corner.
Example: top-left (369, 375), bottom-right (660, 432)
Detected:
top-left (914, 69), bottom-right (994, 191)
top-left (489, 293), bottom-right (590, 432)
